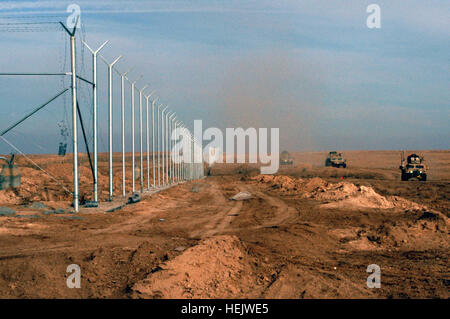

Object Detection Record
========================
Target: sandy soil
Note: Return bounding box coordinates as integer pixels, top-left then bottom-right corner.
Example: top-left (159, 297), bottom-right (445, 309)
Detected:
top-left (0, 150), bottom-right (448, 298)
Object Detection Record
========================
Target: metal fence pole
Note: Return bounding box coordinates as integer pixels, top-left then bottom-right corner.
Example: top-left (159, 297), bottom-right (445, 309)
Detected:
top-left (100, 55), bottom-right (122, 201)
top-left (128, 75), bottom-right (142, 193)
top-left (161, 108), bottom-right (166, 186)
top-left (138, 84), bottom-right (148, 193)
top-left (152, 98), bottom-right (158, 188)
top-left (174, 118), bottom-right (178, 183)
top-left (174, 120), bottom-right (177, 182)
top-left (131, 81), bottom-right (135, 192)
top-left (191, 133), bottom-right (194, 180)
top-left (169, 114), bottom-right (175, 184)
top-left (70, 34), bottom-right (79, 211)
top-left (60, 21), bottom-right (80, 211)
top-left (118, 68), bottom-right (131, 197)
top-left (181, 124), bottom-right (184, 181)
top-left (161, 108), bottom-right (164, 186)
top-left (82, 40), bottom-right (108, 203)
top-left (144, 91), bottom-right (155, 191)
top-left (145, 95), bottom-right (150, 190)
top-left (177, 121), bottom-right (181, 182)
top-left (181, 124), bottom-right (185, 181)
top-left (157, 104), bottom-right (162, 187)
top-left (185, 128), bottom-right (189, 181)
top-left (165, 111), bottom-right (171, 185)
top-left (167, 113), bottom-right (173, 185)
top-left (161, 106), bottom-right (168, 186)
top-left (167, 115), bottom-right (170, 184)
top-left (175, 121), bottom-right (178, 182)
top-left (169, 117), bottom-right (173, 184)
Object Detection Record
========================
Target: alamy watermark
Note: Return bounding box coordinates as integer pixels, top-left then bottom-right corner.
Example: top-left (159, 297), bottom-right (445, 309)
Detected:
top-left (66, 4), bottom-right (81, 29)
top-left (66, 264), bottom-right (81, 288)
top-left (366, 264), bottom-right (381, 288)
top-left (171, 120), bottom-right (280, 174)
top-left (366, 4), bottom-right (381, 29)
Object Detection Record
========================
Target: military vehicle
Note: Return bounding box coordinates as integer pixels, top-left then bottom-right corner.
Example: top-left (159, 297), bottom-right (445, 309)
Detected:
top-left (399, 152), bottom-right (427, 181)
top-left (280, 150), bottom-right (293, 165)
top-left (0, 154), bottom-right (21, 190)
top-left (325, 151), bottom-right (347, 168)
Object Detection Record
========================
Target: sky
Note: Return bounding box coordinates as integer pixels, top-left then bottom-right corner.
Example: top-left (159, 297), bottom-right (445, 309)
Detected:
top-left (0, 0), bottom-right (449, 154)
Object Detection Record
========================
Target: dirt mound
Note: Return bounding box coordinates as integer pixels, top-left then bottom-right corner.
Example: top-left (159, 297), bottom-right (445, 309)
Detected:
top-left (254, 174), bottom-right (427, 211)
top-left (0, 166), bottom-right (73, 204)
top-left (253, 175), bottom-right (332, 194)
top-left (252, 175), bottom-right (304, 192)
top-left (263, 264), bottom-right (374, 298)
top-left (318, 184), bottom-right (425, 210)
top-left (132, 235), bottom-right (260, 298)
top-left (0, 155), bottom-right (159, 205)
top-left (303, 177), bottom-right (328, 192)
top-left (304, 181), bottom-right (359, 201)
top-left (329, 210), bottom-right (449, 251)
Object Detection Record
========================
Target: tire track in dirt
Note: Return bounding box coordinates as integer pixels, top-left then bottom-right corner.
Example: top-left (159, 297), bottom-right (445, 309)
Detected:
top-left (89, 213), bottom-right (151, 235)
top-left (250, 189), bottom-right (297, 228)
top-left (201, 201), bottom-right (243, 238)
top-left (220, 183), bottom-right (298, 233)
top-left (189, 180), bottom-right (297, 237)
top-left (189, 181), bottom-right (243, 238)
top-left (0, 244), bottom-right (75, 259)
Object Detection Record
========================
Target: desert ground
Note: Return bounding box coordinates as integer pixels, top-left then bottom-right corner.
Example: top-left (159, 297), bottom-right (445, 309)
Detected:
top-left (0, 150), bottom-right (448, 298)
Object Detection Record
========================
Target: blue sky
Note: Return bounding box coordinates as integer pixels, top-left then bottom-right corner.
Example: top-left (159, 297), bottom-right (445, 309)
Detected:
top-left (0, 0), bottom-right (448, 154)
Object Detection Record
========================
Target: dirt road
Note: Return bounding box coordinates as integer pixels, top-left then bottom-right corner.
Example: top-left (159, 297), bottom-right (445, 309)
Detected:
top-left (0, 172), bottom-right (448, 298)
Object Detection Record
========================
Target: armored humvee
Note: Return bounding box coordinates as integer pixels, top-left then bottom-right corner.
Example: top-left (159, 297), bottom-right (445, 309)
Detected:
top-left (325, 151), bottom-right (347, 168)
top-left (280, 151), bottom-right (293, 165)
top-left (399, 152), bottom-right (427, 181)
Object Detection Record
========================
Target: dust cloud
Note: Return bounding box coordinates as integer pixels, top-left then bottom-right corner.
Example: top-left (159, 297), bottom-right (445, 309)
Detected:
top-left (217, 50), bottom-right (324, 152)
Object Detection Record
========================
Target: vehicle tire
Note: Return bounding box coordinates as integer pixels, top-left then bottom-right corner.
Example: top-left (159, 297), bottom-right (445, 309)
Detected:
top-left (421, 174), bottom-right (427, 181)
top-left (342, 164), bottom-right (347, 168)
